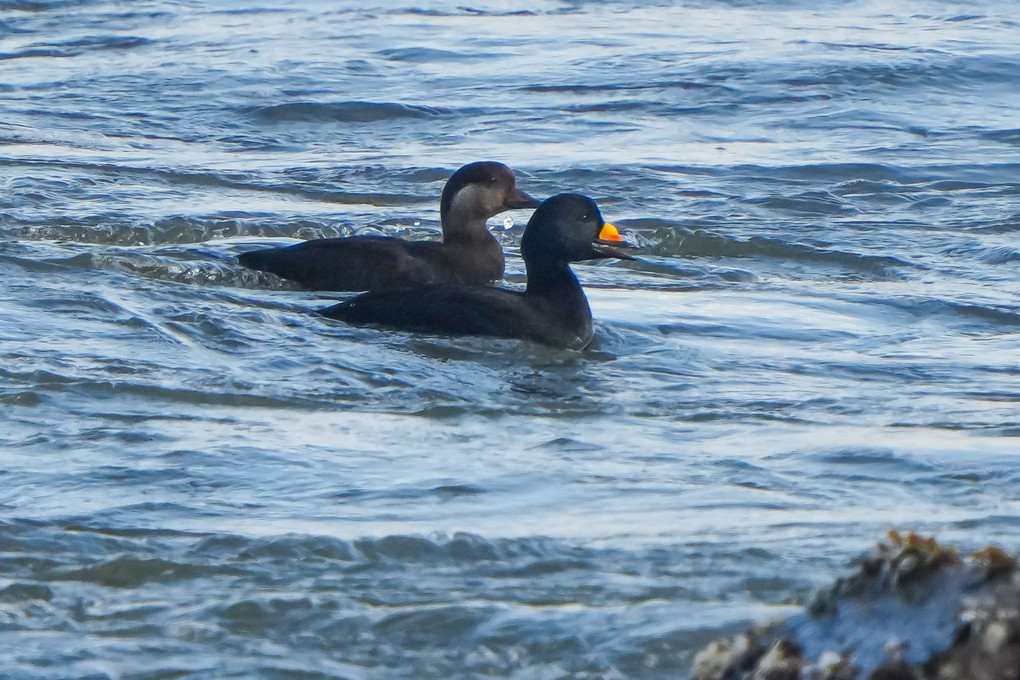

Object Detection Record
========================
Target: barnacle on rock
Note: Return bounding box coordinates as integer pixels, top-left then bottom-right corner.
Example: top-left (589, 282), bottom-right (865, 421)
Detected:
top-left (692, 630), bottom-right (761, 680)
top-left (751, 639), bottom-right (803, 680)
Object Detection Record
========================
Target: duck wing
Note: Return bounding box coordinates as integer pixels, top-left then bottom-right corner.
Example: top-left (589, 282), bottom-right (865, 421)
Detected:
top-left (321, 285), bottom-right (538, 339)
top-left (239, 237), bottom-right (456, 291)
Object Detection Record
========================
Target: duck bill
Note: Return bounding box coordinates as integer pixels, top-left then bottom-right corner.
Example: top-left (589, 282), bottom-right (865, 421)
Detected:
top-left (506, 188), bottom-right (542, 210)
top-left (592, 221), bottom-right (636, 259)
top-left (592, 242), bottom-right (636, 260)
top-left (598, 222), bottom-right (624, 242)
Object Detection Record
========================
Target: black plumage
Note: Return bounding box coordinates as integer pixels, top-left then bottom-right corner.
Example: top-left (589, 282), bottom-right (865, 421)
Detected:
top-left (238, 161), bottom-right (539, 291)
top-left (321, 193), bottom-right (632, 350)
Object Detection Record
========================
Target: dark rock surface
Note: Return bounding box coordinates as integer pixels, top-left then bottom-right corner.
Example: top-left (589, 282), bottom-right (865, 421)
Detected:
top-left (692, 533), bottom-right (1020, 680)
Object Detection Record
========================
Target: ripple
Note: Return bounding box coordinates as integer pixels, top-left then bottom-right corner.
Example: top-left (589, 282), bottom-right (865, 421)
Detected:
top-left (244, 101), bottom-right (450, 124)
top-left (634, 223), bottom-right (913, 279)
top-left (983, 128), bottom-right (1020, 146)
top-left (378, 46), bottom-right (508, 63)
top-left (56, 556), bottom-right (244, 588)
top-left (744, 189), bottom-right (858, 215)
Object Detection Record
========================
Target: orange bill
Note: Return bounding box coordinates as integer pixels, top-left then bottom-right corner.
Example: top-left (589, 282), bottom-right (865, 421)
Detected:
top-left (598, 222), bottom-right (624, 242)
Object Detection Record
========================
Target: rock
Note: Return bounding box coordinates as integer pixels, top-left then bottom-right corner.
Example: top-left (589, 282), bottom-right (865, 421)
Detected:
top-left (691, 533), bottom-right (1019, 680)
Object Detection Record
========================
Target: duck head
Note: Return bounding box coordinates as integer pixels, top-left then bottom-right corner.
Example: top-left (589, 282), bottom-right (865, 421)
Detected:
top-left (521, 193), bottom-right (634, 264)
top-left (440, 161), bottom-right (540, 231)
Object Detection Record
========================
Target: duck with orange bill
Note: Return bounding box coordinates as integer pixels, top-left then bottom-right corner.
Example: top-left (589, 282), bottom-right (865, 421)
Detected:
top-left (320, 193), bottom-right (632, 349)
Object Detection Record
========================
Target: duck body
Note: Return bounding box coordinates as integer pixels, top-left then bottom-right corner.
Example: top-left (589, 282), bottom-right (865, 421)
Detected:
top-left (238, 161), bottom-right (538, 291)
top-left (238, 233), bottom-right (502, 291)
top-left (321, 193), bottom-right (630, 349)
top-left (328, 268), bottom-right (594, 349)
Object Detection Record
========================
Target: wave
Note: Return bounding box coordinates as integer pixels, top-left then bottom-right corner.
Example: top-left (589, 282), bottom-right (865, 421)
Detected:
top-left (630, 221), bottom-right (913, 279)
top-left (0, 35), bottom-right (150, 60)
top-left (0, 0), bottom-right (94, 10)
top-left (839, 292), bottom-right (1020, 329)
top-left (378, 47), bottom-right (507, 63)
top-left (7, 218), bottom-right (342, 247)
top-left (44, 34), bottom-right (152, 50)
top-left (244, 101), bottom-right (450, 124)
top-left (397, 7), bottom-right (538, 17)
top-left (0, 157), bottom-right (440, 215)
top-left (777, 54), bottom-right (1020, 90)
top-left (982, 128), bottom-right (1020, 146)
top-left (943, 243), bottom-right (1020, 264)
top-left (744, 190), bottom-right (858, 215)
top-left (522, 79), bottom-right (735, 94)
top-left (0, 521), bottom-right (601, 584)
top-left (0, 363), bottom-right (355, 410)
top-left (648, 161), bottom-right (1020, 186)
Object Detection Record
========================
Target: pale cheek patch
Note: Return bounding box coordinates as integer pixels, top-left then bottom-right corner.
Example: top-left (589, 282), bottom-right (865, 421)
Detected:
top-left (449, 184), bottom-right (489, 217)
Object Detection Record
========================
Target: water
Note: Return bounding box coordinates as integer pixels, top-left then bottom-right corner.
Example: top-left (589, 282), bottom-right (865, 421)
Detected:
top-left (2, 0), bottom-right (1019, 677)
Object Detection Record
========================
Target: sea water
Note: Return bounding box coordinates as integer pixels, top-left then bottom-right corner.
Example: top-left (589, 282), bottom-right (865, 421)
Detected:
top-left (2, 1), bottom-right (1019, 677)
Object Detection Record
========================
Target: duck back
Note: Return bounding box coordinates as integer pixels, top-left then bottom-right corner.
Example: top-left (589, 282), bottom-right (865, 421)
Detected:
top-left (239, 234), bottom-right (503, 291)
